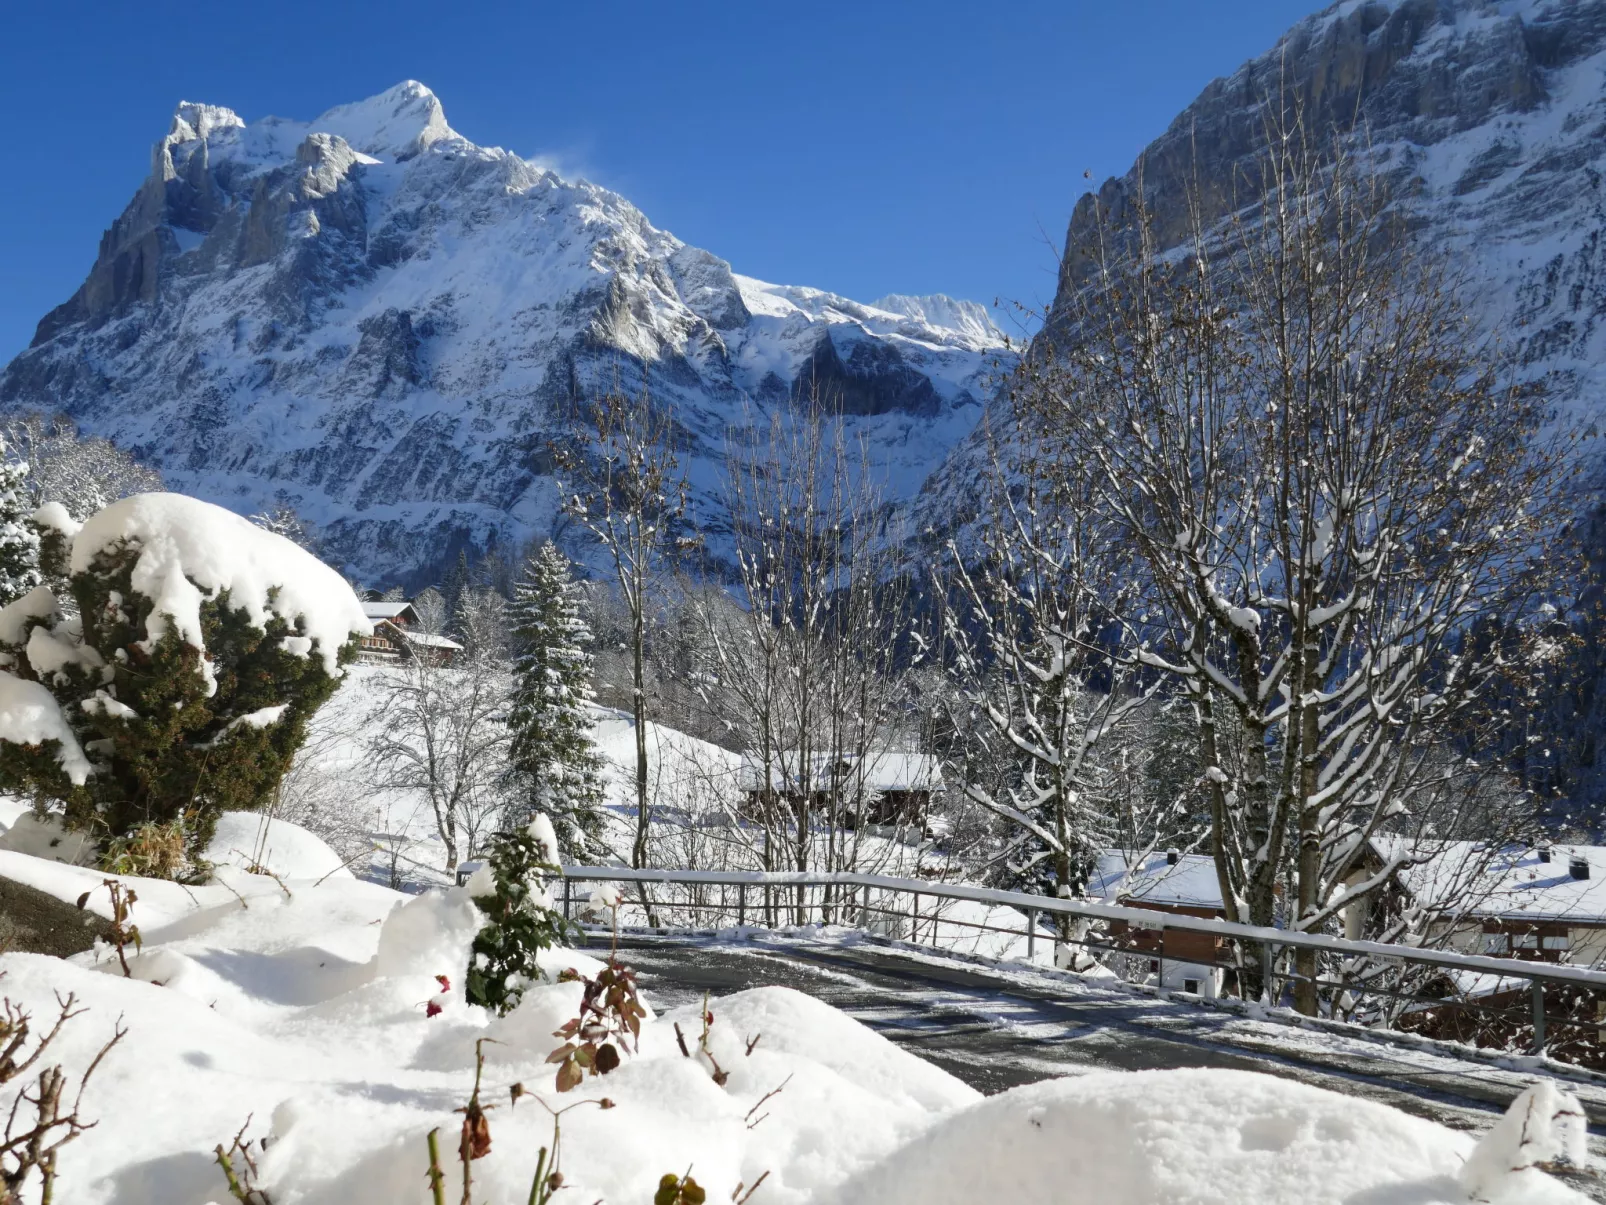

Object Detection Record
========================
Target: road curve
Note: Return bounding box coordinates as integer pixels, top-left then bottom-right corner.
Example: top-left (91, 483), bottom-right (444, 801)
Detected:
top-left (602, 931), bottom-right (1606, 1201)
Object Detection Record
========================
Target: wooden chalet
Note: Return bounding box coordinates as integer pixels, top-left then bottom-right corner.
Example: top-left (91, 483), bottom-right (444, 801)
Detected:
top-left (358, 600), bottom-right (464, 666)
top-left (736, 749), bottom-right (942, 830)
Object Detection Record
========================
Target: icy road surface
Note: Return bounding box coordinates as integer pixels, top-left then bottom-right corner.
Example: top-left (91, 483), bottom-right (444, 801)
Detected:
top-left (606, 931), bottom-right (1606, 1201)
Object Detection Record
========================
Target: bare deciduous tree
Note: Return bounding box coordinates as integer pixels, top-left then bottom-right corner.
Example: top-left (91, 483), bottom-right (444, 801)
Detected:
top-left (365, 587), bottom-right (512, 871)
top-left (1019, 101), bottom-right (1567, 1007)
top-left (2, 414), bottom-right (162, 518)
top-left (940, 435), bottom-right (1181, 951)
top-left (697, 393), bottom-right (922, 918)
top-left (557, 388), bottom-right (693, 872)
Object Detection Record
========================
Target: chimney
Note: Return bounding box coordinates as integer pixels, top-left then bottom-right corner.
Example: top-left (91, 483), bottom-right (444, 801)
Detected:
top-left (1569, 855), bottom-right (1589, 881)
top-left (1166, 849), bottom-right (1180, 866)
top-left (1537, 841), bottom-right (1552, 864)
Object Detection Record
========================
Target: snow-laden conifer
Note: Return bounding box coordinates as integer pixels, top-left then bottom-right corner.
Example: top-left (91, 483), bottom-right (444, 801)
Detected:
top-left (505, 544), bottom-right (607, 861)
top-left (464, 812), bottom-right (572, 1015)
top-left (0, 442), bottom-right (41, 607)
top-left (0, 492), bottom-right (368, 866)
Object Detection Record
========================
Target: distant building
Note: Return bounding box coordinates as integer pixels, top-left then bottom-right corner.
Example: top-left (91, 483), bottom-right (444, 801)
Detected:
top-left (358, 600), bottom-right (464, 666)
top-left (1087, 850), bottom-right (1230, 995)
top-left (1087, 840), bottom-right (1606, 1007)
top-left (736, 749), bottom-right (942, 830)
top-left (1392, 840), bottom-right (1606, 967)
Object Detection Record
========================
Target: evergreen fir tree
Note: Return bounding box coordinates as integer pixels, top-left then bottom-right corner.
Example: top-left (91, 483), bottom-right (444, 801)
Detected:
top-left (505, 544), bottom-right (608, 861)
top-left (0, 446), bottom-right (42, 607)
top-left (464, 813), bottom-right (573, 1015)
top-left (440, 549), bottom-right (472, 639)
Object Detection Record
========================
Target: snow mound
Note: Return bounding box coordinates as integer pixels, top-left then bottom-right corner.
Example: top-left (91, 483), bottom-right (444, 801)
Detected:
top-left (0, 810), bottom-right (95, 865)
top-left (204, 811), bottom-right (354, 881)
top-left (822, 1067), bottom-right (1588, 1205)
top-left (662, 987), bottom-right (975, 1115)
top-left (70, 493), bottom-right (370, 676)
top-left (374, 884), bottom-right (482, 981)
top-left (1460, 1080), bottom-right (1588, 1200)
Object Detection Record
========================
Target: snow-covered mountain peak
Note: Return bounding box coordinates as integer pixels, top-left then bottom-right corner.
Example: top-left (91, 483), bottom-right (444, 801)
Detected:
top-left (871, 294), bottom-right (1006, 347)
top-left (2, 82), bottom-right (1012, 585)
top-left (309, 80), bottom-right (459, 161)
top-left (169, 102), bottom-right (245, 144)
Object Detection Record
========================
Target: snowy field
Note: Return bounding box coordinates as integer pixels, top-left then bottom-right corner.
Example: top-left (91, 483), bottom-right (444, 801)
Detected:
top-left (0, 808), bottom-right (1587, 1204)
top-left (284, 665), bottom-right (972, 898)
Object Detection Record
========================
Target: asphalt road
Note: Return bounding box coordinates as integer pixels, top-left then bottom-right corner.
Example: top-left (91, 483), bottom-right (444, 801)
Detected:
top-left (600, 931), bottom-right (1606, 1200)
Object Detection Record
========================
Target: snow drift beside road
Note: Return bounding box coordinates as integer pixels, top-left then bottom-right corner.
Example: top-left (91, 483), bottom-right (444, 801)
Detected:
top-left (824, 1067), bottom-right (1586, 1205)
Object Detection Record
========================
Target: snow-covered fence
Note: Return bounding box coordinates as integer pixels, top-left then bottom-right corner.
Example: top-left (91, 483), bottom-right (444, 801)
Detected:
top-left (557, 865), bottom-right (1606, 1061)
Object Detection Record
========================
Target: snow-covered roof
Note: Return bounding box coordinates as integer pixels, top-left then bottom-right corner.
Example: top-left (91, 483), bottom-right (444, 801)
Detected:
top-left (737, 750), bottom-right (942, 793)
top-left (1392, 840), bottom-right (1606, 926)
top-left (1088, 850), bottom-right (1223, 911)
top-left (402, 631), bottom-right (463, 651)
top-left (363, 602), bottom-right (414, 620)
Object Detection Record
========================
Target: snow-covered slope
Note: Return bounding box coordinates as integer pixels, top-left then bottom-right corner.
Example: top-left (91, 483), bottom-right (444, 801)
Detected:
top-left (0, 840), bottom-right (1585, 1202)
top-left (0, 82), bottom-right (1011, 586)
top-left (914, 0), bottom-right (1606, 535)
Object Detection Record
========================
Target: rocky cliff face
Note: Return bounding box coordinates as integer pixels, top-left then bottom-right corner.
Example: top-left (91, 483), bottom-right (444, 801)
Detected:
top-left (915, 0), bottom-right (1606, 538)
top-left (912, 0), bottom-right (1606, 807)
top-left (1, 82), bottom-right (1010, 586)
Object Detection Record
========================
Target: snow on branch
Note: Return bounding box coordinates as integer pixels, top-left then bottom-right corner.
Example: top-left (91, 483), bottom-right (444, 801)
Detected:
top-left (70, 494), bottom-right (370, 675)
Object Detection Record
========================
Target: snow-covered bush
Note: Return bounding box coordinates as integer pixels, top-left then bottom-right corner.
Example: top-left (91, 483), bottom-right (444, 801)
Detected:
top-left (465, 814), bottom-right (573, 1015)
top-left (0, 493), bottom-right (370, 863)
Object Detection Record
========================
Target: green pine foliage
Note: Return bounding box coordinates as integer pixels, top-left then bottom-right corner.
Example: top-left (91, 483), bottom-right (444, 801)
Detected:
top-left (0, 448), bottom-right (41, 607)
top-left (465, 817), bottom-right (574, 1015)
top-left (0, 507), bottom-right (359, 866)
top-left (505, 544), bottom-right (608, 861)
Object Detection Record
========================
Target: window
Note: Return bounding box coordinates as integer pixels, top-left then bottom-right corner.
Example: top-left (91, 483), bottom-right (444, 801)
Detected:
top-left (1542, 935), bottom-right (1571, 951)
top-left (1481, 933), bottom-right (1509, 954)
top-left (1184, 978), bottom-right (1200, 994)
top-left (1513, 933), bottom-right (1539, 950)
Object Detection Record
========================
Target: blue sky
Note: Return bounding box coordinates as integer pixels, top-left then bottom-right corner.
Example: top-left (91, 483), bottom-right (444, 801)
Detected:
top-left (0, 0), bottom-right (1317, 360)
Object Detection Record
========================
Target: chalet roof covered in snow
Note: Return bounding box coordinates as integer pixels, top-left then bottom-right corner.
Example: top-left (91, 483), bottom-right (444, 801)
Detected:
top-left (737, 750), bottom-right (942, 793)
top-left (402, 630), bottom-right (463, 651)
top-left (1088, 850), bottom-right (1223, 912)
top-left (1391, 840), bottom-right (1606, 926)
top-left (361, 602), bottom-right (414, 621)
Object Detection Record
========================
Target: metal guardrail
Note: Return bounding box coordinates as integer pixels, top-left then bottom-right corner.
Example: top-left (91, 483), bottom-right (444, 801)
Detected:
top-left (554, 864), bottom-right (1606, 1059)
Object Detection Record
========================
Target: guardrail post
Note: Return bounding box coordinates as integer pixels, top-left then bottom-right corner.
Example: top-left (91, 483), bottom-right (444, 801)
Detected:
top-left (1531, 980), bottom-right (1546, 1055)
top-left (563, 877), bottom-right (571, 922)
top-left (1027, 909), bottom-right (1037, 962)
top-left (1262, 942), bottom-right (1275, 1006)
top-left (912, 891), bottom-right (921, 944)
top-left (860, 884), bottom-right (870, 929)
top-left (737, 884), bottom-right (746, 929)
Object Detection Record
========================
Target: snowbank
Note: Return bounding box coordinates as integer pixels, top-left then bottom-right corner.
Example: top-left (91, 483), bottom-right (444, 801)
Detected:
top-left (70, 493), bottom-right (370, 675)
top-left (823, 1067), bottom-right (1587, 1205)
top-left (0, 846), bottom-right (1585, 1205)
top-left (204, 810), bottom-right (355, 881)
top-left (0, 810), bottom-right (95, 865)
